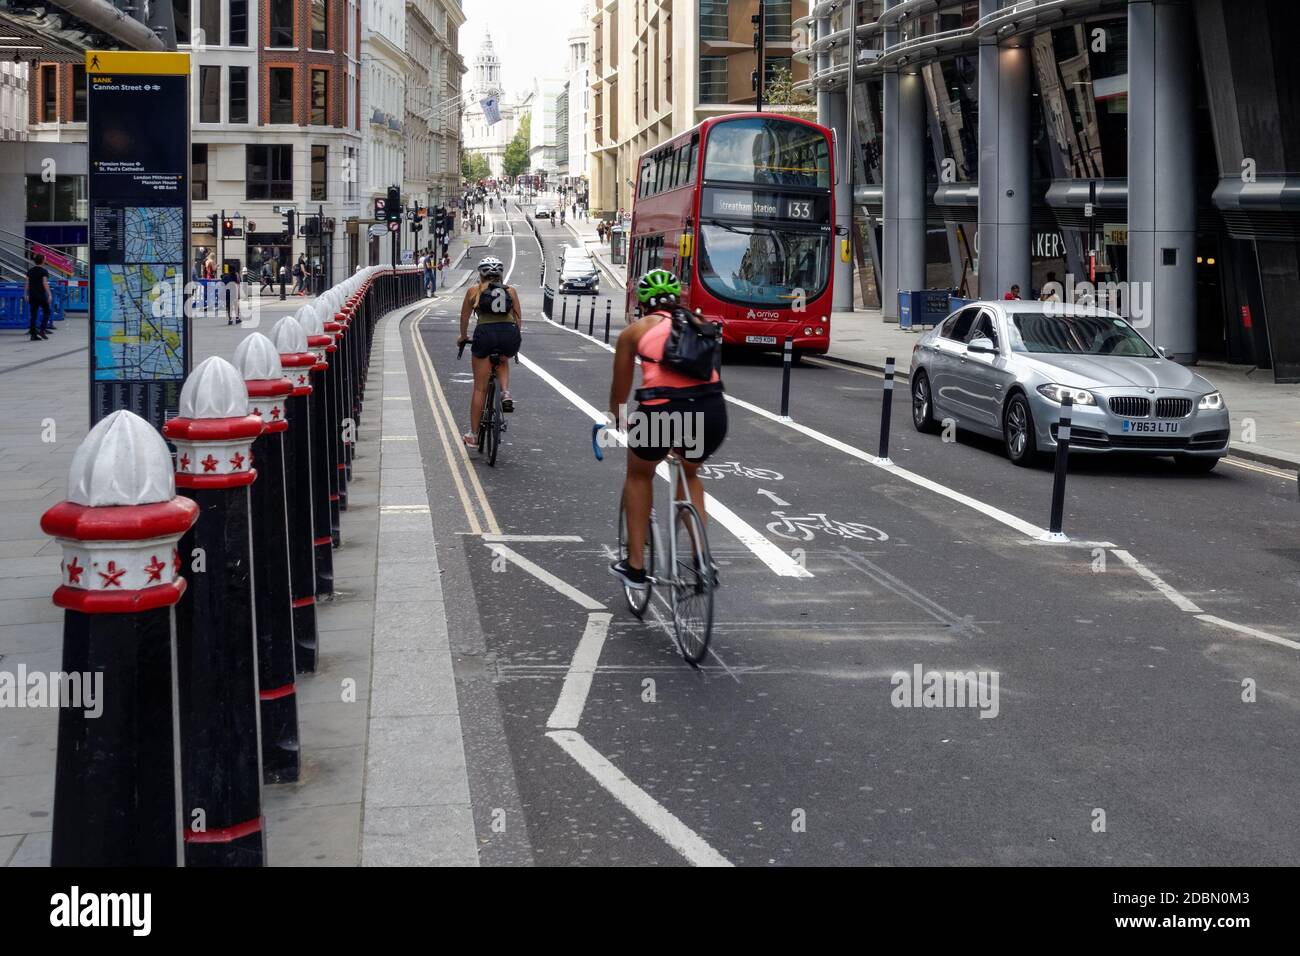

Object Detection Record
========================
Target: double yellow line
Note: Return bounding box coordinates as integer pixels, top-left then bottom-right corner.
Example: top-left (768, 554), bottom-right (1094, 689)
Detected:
top-left (407, 308), bottom-right (501, 535)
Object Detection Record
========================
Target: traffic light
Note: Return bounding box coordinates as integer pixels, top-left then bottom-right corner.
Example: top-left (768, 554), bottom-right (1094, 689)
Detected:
top-left (411, 207), bottom-right (423, 234)
top-left (222, 217), bottom-right (234, 238)
top-left (752, 5), bottom-right (766, 110)
top-left (386, 186), bottom-right (402, 222)
top-left (282, 208), bottom-right (296, 236)
top-left (209, 213), bottom-right (219, 236)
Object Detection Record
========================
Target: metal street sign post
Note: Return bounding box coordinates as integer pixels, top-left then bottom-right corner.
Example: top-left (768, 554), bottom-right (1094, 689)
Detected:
top-left (86, 51), bottom-right (191, 430)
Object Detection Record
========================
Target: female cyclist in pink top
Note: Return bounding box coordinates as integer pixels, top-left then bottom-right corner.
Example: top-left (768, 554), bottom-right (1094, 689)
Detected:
top-left (607, 269), bottom-right (727, 590)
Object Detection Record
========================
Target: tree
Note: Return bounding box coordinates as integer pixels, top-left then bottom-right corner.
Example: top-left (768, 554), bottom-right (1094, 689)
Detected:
top-left (502, 113), bottom-right (531, 178)
top-left (460, 149), bottom-right (491, 181)
top-left (765, 64), bottom-right (812, 108)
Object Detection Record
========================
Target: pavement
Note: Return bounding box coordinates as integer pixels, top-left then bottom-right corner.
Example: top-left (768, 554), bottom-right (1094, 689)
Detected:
top-left (0, 265), bottom-right (476, 867)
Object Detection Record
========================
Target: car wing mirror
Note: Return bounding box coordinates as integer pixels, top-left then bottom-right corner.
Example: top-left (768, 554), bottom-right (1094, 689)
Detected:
top-left (967, 337), bottom-right (996, 354)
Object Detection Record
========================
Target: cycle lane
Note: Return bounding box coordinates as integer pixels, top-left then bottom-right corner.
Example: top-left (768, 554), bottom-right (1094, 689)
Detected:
top-left (416, 205), bottom-right (1300, 863)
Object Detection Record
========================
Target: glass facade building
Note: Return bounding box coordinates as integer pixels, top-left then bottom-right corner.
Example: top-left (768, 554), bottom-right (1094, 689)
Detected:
top-left (801, 0), bottom-right (1300, 381)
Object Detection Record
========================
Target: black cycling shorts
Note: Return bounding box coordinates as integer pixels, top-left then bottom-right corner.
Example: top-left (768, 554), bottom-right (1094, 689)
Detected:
top-left (629, 392), bottom-right (728, 463)
top-left (471, 322), bottom-right (521, 359)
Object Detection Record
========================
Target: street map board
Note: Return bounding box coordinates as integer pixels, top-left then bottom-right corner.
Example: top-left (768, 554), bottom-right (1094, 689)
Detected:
top-left (86, 51), bottom-right (191, 429)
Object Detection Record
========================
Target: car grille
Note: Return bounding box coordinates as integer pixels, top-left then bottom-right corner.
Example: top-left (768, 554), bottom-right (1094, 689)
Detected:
top-left (1155, 397), bottom-right (1193, 418)
top-left (1108, 396), bottom-right (1151, 417)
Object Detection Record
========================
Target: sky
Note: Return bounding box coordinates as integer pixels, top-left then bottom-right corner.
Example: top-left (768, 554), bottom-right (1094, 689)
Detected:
top-left (460, 0), bottom-right (588, 99)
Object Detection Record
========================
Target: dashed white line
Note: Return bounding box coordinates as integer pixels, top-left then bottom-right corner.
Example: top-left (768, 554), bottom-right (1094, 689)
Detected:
top-left (546, 729), bottom-right (733, 867)
top-left (485, 542), bottom-right (605, 611)
top-left (546, 613), bottom-right (612, 729)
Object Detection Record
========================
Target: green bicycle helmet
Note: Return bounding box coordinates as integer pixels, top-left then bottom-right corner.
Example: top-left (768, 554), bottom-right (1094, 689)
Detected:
top-left (636, 268), bottom-right (682, 307)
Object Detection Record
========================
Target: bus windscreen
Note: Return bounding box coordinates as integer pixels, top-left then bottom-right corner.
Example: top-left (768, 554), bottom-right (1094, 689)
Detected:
top-left (697, 222), bottom-right (830, 306)
top-left (703, 117), bottom-right (831, 189)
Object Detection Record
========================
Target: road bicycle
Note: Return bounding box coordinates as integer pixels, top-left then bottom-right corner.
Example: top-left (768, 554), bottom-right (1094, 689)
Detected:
top-left (764, 511), bottom-right (889, 542)
top-left (458, 342), bottom-right (506, 467)
top-left (593, 423), bottom-right (714, 665)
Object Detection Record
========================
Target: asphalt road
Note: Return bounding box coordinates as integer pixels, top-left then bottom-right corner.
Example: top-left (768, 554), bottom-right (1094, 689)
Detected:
top-left (404, 200), bottom-right (1300, 866)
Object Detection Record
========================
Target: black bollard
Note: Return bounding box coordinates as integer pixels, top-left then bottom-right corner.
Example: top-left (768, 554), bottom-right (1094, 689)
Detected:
top-left (234, 334), bottom-right (301, 784)
top-left (164, 357), bottom-right (267, 866)
top-left (319, 305), bottom-right (349, 511)
top-left (779, 336), bottom-right (793, 419)
top-left (299, 309), bottom-right (342, 567)
top-left (878, 357), bottom-right (896, 463)
top-left (272, 316), bottom-right (321, 672)
top-left (562, 295), bottom-right (568, 325)
top-left (604, 299), bottom-right (611, 339)
top-left (589, 296), bottom-right (596, 335)
top-left (42, 410), bottom-right (198, 866)
top-left (1048, 395), bottom-right (1073, 539)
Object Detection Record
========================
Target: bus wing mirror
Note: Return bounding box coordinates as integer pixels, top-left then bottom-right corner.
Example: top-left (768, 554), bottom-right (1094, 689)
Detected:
top-left (831, 127), bottom-right (840, 186)
top-left (835, 225), bottom-right (849, 236)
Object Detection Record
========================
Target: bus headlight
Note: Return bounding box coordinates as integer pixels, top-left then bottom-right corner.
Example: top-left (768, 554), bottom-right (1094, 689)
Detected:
top-left (804, 327), bottom-right (812, 336)
top-left (815, 326), bottom-right (824, 335)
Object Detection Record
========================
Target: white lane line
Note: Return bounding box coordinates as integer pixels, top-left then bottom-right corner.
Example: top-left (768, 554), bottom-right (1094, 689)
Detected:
top-left (546, 729), bottom-right (733, 867)
top-left (546, 613), bottom-right (612, 729)
top-left (515, 351), bottom-right (811, 579)
top-left (1195, 614), bottom-right (1300, 652)
top-left (483, 534), bottom-right (585, 542)
top-left (725, 392), bottom-right (1053, 541)
top-left (485, 542), bottom-right (605, 611)
top-left (1108, 549), bottom-right (1203, 613)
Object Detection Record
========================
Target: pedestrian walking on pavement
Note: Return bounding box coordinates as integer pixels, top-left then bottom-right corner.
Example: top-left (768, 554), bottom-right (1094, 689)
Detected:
top-left (26, 252), bottom-right (52, 341)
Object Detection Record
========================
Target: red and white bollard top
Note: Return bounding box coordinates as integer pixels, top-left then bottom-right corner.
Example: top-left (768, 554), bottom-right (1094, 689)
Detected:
top-left (234, 333), bottom-right (293, 433)
top-left (163, 356), bottom-right (264, 489)
top-left (271, 315), bottom-right (314, 396)
top-left (296, 306), bottom-right (333, 368)
top-left (40, 410), bottom-right (199, 613)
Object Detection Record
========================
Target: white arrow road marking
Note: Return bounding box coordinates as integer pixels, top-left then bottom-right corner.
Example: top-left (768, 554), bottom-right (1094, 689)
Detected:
top-left (515, 352), bottom-right (812, 579)
top-left (756, 488), bottom-right (791, 507)
top-left (546, 729), bottom-right (733, 867)
top-left (546, 613), bottom-right (611, 730)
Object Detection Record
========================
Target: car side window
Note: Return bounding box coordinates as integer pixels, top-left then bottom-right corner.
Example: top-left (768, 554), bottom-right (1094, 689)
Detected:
top-left (943, 307), bottom-right (978, 342)
top-left (967, 311), bottom-right (1000, 350)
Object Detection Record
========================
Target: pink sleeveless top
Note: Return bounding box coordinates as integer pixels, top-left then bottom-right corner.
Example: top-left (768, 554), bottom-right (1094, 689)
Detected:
top-left (636, 312), bottom-right (721, 406)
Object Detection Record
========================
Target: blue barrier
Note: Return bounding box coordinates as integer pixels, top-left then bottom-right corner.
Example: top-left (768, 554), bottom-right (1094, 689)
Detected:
top-left (948, 296), bottom-right (975, 315)
top-left (898, 289), bottom-right (954, 330)
top-left (0, 281), bottom-right (69, 329)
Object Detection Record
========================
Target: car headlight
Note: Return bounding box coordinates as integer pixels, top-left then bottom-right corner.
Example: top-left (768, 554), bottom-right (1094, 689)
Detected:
top-left (1198, 391), bottom-right (1223, 410)
top-left (1036, 383), bottom-right (1097, 406)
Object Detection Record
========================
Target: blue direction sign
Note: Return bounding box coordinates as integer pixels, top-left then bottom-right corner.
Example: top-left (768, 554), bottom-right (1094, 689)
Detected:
top-left (86, 51), bottom-right (191, 429)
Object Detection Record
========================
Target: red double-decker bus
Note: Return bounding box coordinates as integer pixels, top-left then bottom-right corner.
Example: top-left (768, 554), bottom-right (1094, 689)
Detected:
top-left (625, 112), bottom-right (836, 355)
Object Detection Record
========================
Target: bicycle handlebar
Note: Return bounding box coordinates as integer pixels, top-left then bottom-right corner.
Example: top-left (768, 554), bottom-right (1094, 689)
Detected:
top-left (591, 422), bottom-right (605, 461)
top-left (456, 341), bottom-right (466, 359)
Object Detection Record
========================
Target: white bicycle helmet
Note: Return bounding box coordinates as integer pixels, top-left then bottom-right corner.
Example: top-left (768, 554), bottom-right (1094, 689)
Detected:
top-left (478, 255), bottom-right (505, 278)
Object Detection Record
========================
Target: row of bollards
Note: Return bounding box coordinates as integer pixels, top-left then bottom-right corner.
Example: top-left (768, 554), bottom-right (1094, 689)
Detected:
top-left (41, 265), bottom-right (425, 866)
top-left (555, 294), bottom-right (616, 345)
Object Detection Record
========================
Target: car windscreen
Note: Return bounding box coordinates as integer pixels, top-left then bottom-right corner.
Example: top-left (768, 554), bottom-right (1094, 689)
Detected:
top-left (697, 222), bottom-right (829, 306)
top-left (1008, 313), bottom-right (1158, 358)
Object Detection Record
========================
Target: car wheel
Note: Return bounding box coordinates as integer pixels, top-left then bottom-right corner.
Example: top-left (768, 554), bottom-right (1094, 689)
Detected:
top-left (1003, 393), bottom-right (1040, 467)
top-left (911, 372), bottom-right (939, 434)
top-left (1173, 455), bottom-right (1220, 474)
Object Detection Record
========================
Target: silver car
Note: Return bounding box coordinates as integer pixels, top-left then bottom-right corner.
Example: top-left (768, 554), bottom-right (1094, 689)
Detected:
top-left (908, 301), bottom-right (1231, 472)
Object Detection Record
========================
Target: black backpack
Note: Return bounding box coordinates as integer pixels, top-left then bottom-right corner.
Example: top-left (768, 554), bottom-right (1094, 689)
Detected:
top-left (661, 307), bottom-right (721, 381)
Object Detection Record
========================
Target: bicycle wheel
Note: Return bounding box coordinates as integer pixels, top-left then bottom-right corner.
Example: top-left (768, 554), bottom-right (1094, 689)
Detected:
top-left (617, 493), bottom-right (654, 618)
top-left (671, 503), bottom-right (714, 665)
top-left (486, 381), bottom-right (502, 467)
top-left (477, 379), bottom-right (493, 454)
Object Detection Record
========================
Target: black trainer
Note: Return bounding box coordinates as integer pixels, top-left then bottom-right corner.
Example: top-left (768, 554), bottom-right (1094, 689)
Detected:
top-left (608, 559), bottom-right (648, 591)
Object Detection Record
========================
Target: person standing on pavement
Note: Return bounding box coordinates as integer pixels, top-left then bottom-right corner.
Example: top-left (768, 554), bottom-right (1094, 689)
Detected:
top-left (222, 261), bottom-right (242, 325)
top-left (422, 250), bottom-right (436, 297)
top-left (26, 252), bottom-right (53, 341)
